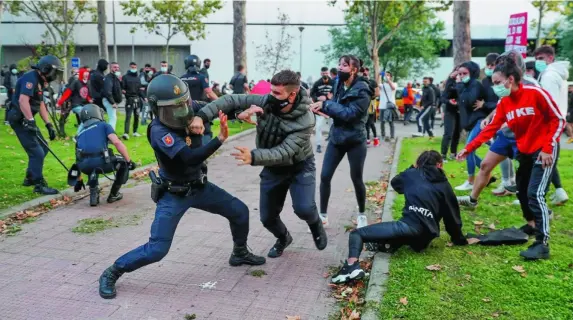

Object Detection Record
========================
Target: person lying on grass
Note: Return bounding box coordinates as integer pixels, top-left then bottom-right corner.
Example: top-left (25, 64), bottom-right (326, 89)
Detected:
top-left (332, 151), bottom-right (468, 284)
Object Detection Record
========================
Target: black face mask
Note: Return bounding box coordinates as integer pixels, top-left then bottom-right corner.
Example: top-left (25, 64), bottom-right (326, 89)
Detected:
top-left (267, 94), bottom-right (292, 113)
top-left (204, 65), bottom-right (210, 70)
top-left (338, 71), bottom-right (351, 82)
top-left (322, 75), bottom-right (328, 80)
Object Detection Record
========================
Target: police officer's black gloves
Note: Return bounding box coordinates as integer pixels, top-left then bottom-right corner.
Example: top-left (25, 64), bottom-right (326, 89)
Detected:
top-left (22, 119), bottom-right (39, 134)
top-left (128, 161), bottom-right (137, 170)
top-left (46, 123), bottom-right (57, 140)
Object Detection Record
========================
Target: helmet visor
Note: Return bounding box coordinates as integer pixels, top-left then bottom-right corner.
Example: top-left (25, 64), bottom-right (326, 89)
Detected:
top-left (158, 101), bottom-right (193, 130)
top-left (46, 66), bottom-right (64, 83)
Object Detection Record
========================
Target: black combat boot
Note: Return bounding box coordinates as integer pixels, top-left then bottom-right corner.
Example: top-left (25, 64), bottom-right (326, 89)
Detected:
top-left (89, 186), bottom-right (100, 207)
top-left (267, 232), bottom-right (293, 258)
top-left (33, 179), bottom-right (58, 195)
top-left (98, 265), bottom-right (124, 299)
top-left (229, 244), bottom-right (266, 266)
top-left (107, 184), bottom-right (123, 204)
top-left (22, 172), bottom-right (33, 187)
top-left (519, 241), bottom-right (550, 260)
top-left (308, 221), bottom-right (328, 250)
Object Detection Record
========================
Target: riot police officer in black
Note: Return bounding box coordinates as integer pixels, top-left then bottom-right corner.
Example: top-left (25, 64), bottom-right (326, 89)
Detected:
top-left (74, 104), bottom-right (135, 206)
top-left (98, 74), bottom-right (265, 299)
top-left (7, 55), bottom-right (62, 195)
top-left (180, 55), bottom-right (218, 144)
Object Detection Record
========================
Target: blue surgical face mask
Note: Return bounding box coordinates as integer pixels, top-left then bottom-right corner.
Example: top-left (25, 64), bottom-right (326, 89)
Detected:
top-left (160, 67), bottom-right (167, 72)
top-left (535, 60), bottom-right (547, 73)
top-left (130, 68), bottom-right (137, 73)
top-left (147, 71), bottom-right (153, 76)
top-left (114, 71), bottom-right (121, 77)
top-left (484, 68), bottom-right (494, 77)
top-left (493, 81), bottom-right (510, 98)
top-left (11, 69), bottom-right (18, 75)
top-left (462, 75), bottom-right (470, 83)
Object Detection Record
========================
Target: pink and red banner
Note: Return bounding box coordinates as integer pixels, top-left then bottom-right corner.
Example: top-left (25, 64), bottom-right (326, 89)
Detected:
top-left (505, 12), bottom-right (528, 57)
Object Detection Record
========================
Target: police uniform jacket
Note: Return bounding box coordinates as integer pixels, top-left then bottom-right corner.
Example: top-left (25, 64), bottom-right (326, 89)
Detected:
top-left (9, 70), bottom-right (44, 120)
top-left (197, 89), bottom-right (315, 167)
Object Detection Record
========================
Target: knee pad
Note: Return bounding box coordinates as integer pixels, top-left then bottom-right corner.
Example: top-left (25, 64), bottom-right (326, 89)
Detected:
top-left (88, 170), bottom-right (99, 188)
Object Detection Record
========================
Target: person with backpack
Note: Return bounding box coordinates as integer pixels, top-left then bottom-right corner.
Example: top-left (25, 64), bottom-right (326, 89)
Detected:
top-left (378, 71), bottom-right (397, 141)
top-left (402, 83), bottom-right (415, 125)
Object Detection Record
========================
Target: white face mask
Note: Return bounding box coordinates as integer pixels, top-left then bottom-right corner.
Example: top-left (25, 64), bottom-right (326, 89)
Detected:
top-left (114, 71), bottom-right (121, 77)
top-left (160, 67), bottom-right (167, 72)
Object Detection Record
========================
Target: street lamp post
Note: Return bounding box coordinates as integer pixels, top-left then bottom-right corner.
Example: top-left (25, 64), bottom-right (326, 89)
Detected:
top-left (298, 26), bottom-right (305, 74)
top-left (112, 0), bottom-right (117, 62)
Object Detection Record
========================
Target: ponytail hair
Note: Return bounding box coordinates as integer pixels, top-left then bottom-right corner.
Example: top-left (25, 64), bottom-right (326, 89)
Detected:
top-left (415, 150), bottom-right (443, 167)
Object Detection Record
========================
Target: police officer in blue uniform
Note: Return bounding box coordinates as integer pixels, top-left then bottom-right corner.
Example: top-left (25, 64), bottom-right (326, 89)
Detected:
top-left (180, 55), bottom-right (218, 144)
top-left (7, 55), bottom-right (62, 195)
top-left (74, 104), bottom-right (136, 206)
top-left (98, 74), bottom-right (265, 299)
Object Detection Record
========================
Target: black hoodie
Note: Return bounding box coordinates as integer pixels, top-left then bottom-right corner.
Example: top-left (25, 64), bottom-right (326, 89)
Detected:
top-left (455, 61), bottom-right (489, 130)
top-left (440, 77), bottom-right (458, 113)
top-left (88, 59), bottom-right (109, 103)
top-left (391, 165), bottom-right (467, 250)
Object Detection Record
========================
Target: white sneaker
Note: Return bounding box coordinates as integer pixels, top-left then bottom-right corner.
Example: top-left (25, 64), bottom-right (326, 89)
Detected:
top-left (512, 199), bottom-right (521, 206)
top-left (455, 181), bottom-right (474, 191)
top-left (356, 214), bottom-right (368, 228)
top-left (412, 132), bottom-right (423, 137)
top-left (551, 188), bottom-right (569, 206)
top-left (457, 195), bottom-right (478, 208)
top-left (122, 133), bottom-right (130, 140)
top-left (133, 132), bottom-right (142, 137)
top-left (319, 213), bottom-right (329, 227)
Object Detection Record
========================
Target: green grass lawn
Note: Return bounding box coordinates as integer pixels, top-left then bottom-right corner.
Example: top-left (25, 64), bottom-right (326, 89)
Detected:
top-left (0, 114), bottom-right (253, 211)
top-left (379, 137), bottom-right (573, 320)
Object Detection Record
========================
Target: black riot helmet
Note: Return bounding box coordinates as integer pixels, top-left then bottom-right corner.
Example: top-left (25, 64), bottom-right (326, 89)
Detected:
top-left (147, 74), bottom-right (193, 130)
top-left (33, 55), bottom-right (64, 82)
top-left (184, 55), bottom-right (201, 72)
top-left (80, 104), bottom-right (105, 128)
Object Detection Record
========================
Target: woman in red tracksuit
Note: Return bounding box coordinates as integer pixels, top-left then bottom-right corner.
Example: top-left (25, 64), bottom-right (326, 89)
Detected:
top-left (457, 57), bottom-right (565, 260)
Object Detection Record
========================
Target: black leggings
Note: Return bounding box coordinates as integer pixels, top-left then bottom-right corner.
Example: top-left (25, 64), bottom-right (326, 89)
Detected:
top-left (366, 114), bottom-right (377, 139)
top-left (320, 141), bottom-right (367, 214)
top-left (441, 110), bottom-right (461, 156)
top-left (348, 220), bottom-right (422, 258)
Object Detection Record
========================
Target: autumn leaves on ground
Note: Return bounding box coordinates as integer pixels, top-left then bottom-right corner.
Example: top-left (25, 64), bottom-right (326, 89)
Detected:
top-left (379, 138), bottom-right (573, 320)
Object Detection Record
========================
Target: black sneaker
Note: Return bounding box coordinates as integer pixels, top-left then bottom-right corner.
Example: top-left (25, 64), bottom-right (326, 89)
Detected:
top-left (519, 223), bottom-right (537, 236)
top-left (316, 145), bottom-right (322, 153)
top-left (487, 176), bottom-right (497, 187)
top-left (308, 221), bottom-right (327, 250)
top-left (98, 265), bottom-right (124, 299)
top-left (331, 261), bottom-right (365, 284)
top-left (229, 244), bottom-right (266, 266)
top-left (519, 241), bottom-right (550, 260)
top-left (267, 232), bottom-right (293, 258)
top-left (107, 192), bottom-right (123, 204)
top-left (33, 180), bottom-right (58, 195)
top-left (22, 176), bottom-right (34, 187)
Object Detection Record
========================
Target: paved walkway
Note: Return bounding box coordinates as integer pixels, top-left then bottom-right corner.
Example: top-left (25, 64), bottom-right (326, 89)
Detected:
top-left (0, 131), bottom-right (394, 320)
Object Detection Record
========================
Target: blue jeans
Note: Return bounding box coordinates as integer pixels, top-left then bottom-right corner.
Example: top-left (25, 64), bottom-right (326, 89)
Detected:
top-left (259, 157), bottom-right (320, 239)
top-left (466, 122), bottom-right (483, 177)
top-left (9, 116), bottom-right (48, 182)
top-left (114, 182), bottom-right (249, 272)
top-left (102, 98), bottom-right (117, 130)
top-left (72, 105), bottom-right (85, 134)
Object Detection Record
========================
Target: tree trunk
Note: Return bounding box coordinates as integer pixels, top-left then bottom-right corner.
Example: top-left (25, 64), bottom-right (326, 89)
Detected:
top-left (372, 48), bottom-right (380, 82)
top-left (63, 1), bottom-right (68, 79)
top-left (453, 0), bottom-right (471, 66)
top-left (233, 0), bottom-right (247, 75)
top-left (97, 0), bottom-right (109, 60)
top-left (535, 3), bottom-right (545, 48)
top-left (166, 40), bottom-right (170, 66)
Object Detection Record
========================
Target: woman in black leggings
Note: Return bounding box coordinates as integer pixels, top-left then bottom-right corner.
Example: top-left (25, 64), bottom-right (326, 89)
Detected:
top-left (310, 55), bottom-right (371, 228)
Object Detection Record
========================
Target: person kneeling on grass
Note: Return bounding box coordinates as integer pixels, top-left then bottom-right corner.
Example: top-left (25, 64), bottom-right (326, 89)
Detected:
top-left (331, 151), bottom-right (468, 284)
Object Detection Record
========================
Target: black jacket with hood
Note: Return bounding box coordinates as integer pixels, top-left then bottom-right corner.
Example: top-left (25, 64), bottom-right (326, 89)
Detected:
top-left (481, 76), bottom-right (499, 112)
top-left (455, 61), bottom-right (489, 130)
top-left (421, 85), bottom-right (435, 108)
top-left (391, 165), bottom-right (467, 250)
top-left (88, 59), bottom-right (108, 103)
top-left (122, 71), bottom-right (145, 99)
top-left (323, 76), bottom-right (372, 145)
top-left (440, 77), bottom-right (459, 114)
